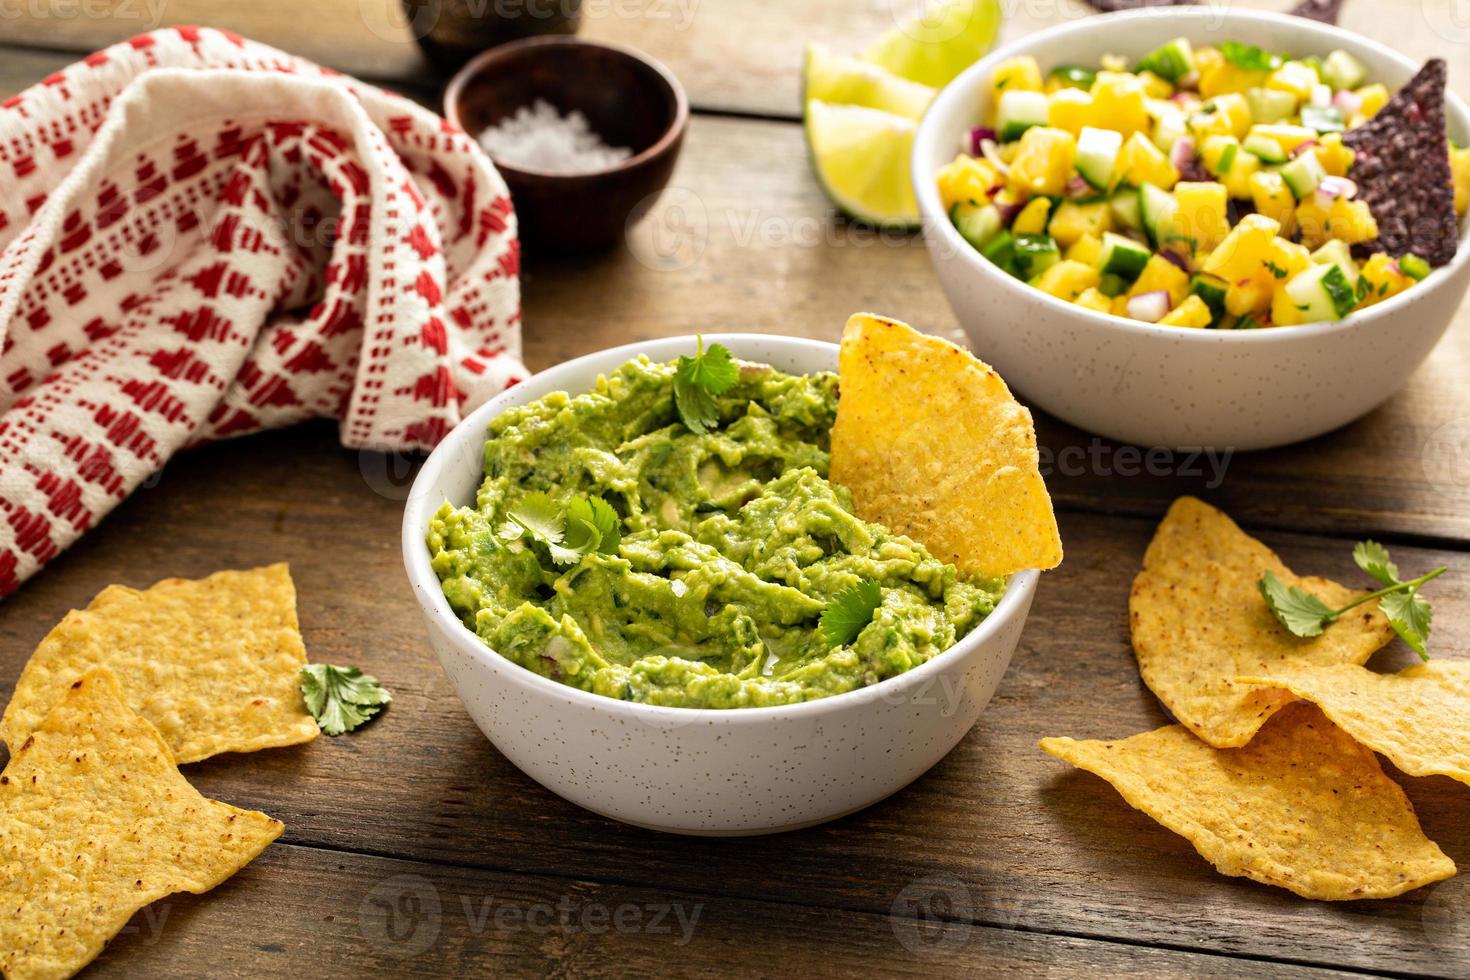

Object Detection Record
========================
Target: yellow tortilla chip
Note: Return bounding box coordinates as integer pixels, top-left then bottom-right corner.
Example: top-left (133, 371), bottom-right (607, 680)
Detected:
top-left (1240, 660), bottom-right (1470, 785)
top-left (0, 668), bottom-right (283, 980)
top-left (0, 564), bottom-right (318, 764)
top-left (1130, 497), bottom-right (1394, 747)
top-left (1040, 702), bottom-right (1455, 900)
top-left (829, 313), bottom-right (1061, 579)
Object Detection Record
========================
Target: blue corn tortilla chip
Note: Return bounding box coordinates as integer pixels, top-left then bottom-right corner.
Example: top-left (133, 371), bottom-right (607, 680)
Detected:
top-left (1289, 0), bottom-right (1344, 24)
top-left (1343, 59), bottom-right (1460, 267)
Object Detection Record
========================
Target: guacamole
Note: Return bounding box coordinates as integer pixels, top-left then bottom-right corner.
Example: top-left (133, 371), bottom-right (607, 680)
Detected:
top-left (426, 356), bottom-right (1004, 708)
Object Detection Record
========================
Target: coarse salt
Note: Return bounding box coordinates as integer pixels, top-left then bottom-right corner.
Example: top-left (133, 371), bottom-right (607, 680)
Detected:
top-left (479, 99), bottom-right (633, 173)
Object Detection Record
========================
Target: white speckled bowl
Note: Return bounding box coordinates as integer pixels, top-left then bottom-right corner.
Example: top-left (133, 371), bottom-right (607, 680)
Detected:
top-left (402, 334), bottom-right (1038, 835)
top-left (914, 8), bottom-right (1470, 451)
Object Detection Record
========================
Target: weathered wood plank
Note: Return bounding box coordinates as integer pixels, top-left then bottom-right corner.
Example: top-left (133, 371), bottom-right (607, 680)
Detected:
top-left (3, 0), bottom-right (1467, 117)
top-left (2, 420), bottom-right (1466, 977)
top-left (83, 843), bottom-right (1363, 978)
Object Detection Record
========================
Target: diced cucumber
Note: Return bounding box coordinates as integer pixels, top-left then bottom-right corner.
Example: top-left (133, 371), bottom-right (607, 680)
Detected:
top-left (1309, 83), bottom-right (1333, 109)
top-left (1148, 99), bottom-right (1189, 151)
top-left (1049, 64), bottom-right (1096, 90)
top-left (1013, 233), bottom-right (1061, 279)
top-left (950, 201), bottom-right (1003, 252)
top-left (1241, 132), bottom-right (1288, 164)
top-left (1301, 106), bottom-right (1345, 134)
top-left (1136, 37), bottom-right (1195, 83)
top-left (981, 229), bottom-right (1017, 275)
top-left (1110, 188), bottom-right (1143, 232)
top-left (1076, 127), bottom-right (1123, 190)
top-left (997, 90), bottom-right (1049, 142)
top-left (1310, 240), bottom-right (1359, 281)
top-left (1189, 273), bottom-right (1229, 318)
top-left (1301, 55), bottom-right (1325, 81)
top-left (1285, 263), bottom-right (1357, 321)
top-left (1099, 231), bottom-right (1151, 281)
top-left (1099, 272), bottom-right (1128, 297)
top-left (1137, 182), bottom-right (1178, 249)
top-left (1281, 150), bottom-right (1327, 199)
top-left (1245, 88), bottom-right (1298, 126)
top-left (1322, 49), bottom-right (1367, 91)
top-left (1400, 254), bottom-right (1432, 281)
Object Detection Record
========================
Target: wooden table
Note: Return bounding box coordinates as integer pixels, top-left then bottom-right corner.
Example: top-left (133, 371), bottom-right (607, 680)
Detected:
top-left (4, 2), bottom-right (1470, 976)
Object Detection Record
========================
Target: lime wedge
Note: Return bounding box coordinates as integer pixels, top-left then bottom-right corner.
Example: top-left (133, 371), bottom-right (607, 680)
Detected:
top-left (803, 44), bottom-right (936, 121)
top-left (861, 0), bottom-right (1002, 88)
top-left (805, 100), bottom-right (919, 229)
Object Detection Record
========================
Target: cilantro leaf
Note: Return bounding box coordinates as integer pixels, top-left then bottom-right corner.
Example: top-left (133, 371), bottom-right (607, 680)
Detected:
top-left (674, 337), bottom-right (739, 434)
top-left (566, 495), bottom-right (622, 556)
top-left (820, 580), bottom-right (883, 648)
top-left (1380, 589), bottom-right (1433, 661)
top-left (1220, 41), bottom-right (1283, 71)
top-left (301, 664), bottom-right (392, 736)
top-left (1258, 570), bottom-right (1336, 638)
top-left (1352, 540), bottom-right (1400, 588)
top-left (505, 492), bottom-right (564, 545)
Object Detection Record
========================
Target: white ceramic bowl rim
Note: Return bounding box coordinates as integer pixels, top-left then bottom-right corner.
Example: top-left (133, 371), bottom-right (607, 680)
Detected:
top-left (403, 333), bottom-right (1039, 724)
top-left (913, 6), bottom-right (1470, 345)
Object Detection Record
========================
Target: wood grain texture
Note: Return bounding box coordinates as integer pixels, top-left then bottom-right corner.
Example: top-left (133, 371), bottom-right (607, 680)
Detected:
top-left (4, 0), bottom-right (1468, 117)
top-left (2, 422), bottom-right (1467, 976)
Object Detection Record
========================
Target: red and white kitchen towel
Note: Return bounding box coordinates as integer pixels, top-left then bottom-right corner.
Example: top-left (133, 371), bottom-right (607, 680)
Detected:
top-left (0, 27), bottom-right (525, 596)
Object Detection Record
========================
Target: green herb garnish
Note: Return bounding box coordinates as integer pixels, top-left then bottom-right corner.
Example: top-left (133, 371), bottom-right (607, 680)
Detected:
top-left (1263, 260), bottom-right (1288, 279)
top-left (500, 492), bottom-right (623, 566)
top-left (564, 494), bottom-right (622, 557)
top-left (674, 337), bottom-right (740, 434)
top-left (1220, 41), bottom-right (1283, 72)
top-left (820, 580), bottom-right (883, 648)
top-left (301, 664), bottom-right (392, 735)
top-left (1259, 541), bottom-right (1446, 658)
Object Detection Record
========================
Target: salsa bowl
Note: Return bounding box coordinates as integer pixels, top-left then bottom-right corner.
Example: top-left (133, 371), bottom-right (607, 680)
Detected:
top-left (402, 334), bottom-right (1038, 835)
top-left (913, 8), bottom-right (1470, 451)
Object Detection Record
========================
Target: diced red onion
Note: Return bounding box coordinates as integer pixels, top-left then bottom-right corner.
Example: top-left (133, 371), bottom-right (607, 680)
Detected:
top-left (1316, 175), bottom-right (1358, 203)
top-left (1065, 175), bottom-right (1091, 197)
top-left (1291, 140), bottom-right (1319, 158)
top-left (1159, 249), bottom-right (1190, 273)
top-left (968, 127), bottom-right (998, 156)
top-left (1177, 70), bottom-right (1200, 89)
top-left (980, 139), bottom-right (1011, 177)
top-left (1168, 136), bottom-right (1196, 173)
top-left (1127, 290), bottom-right (1172, 323)
top-left (994, 200), bottom-right (1023, 224)
top-left (1333, 89), bottom-right (1362, 116)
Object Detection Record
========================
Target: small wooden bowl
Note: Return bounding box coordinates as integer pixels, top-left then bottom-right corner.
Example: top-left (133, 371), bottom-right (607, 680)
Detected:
top-left (445, 36), bottom-right (688, 253)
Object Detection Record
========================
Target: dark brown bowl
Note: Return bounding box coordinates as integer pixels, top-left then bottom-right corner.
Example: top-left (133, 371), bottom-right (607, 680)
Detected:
top-left (404, 0), bottom-right (582, 75)
top-left (445, 36), bottom-right (688, 253)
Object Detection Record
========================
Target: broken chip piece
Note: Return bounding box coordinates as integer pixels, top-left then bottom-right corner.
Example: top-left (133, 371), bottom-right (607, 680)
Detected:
top-left (1130, 497), bottom-right (1394, 747)
top-left (0, 668), bottom-right (283, 980)
top-left (1343, 58), bottom-right (1460, 267)
top-left (0, 564), bottom-right (319, 764)
top-left (829, 313), bottom-right (1062, 580)
top-left (1041, 702), bottom-right (1456, 900)
top-left (1239, 660), bottom-right (1470, 786)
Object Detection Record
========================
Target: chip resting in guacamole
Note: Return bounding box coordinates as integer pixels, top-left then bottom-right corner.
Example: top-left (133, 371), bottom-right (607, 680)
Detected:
top-left (426, 344), bottom-right (1022, 708)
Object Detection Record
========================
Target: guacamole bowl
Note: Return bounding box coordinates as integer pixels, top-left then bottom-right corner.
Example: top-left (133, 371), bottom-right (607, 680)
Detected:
top-left (402, 334), bottom-right (1039, 835)
top-left (913, 7), bottom-right (1470, 451)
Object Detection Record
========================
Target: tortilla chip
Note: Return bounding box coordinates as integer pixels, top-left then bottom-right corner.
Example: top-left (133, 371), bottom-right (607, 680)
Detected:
top-left (1240, 660), bottom-right (1470, 785)
top-left (0, 565), bottom-right (318, 764)
top-left (0, 669), bottom-right (283, 980)
top-left (1041, 702), bottom-right (1455, 900)
top-left (1130, 498), bottom-right (1394, 748)
top-left (829, 313), bottom-right (1061, 579)
top-left (1343, 59), bottom-right (1459, 267)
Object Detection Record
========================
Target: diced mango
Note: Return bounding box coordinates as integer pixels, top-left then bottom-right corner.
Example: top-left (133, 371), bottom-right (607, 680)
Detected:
top-left (1317, 133), bottom-right (1355, 178)
top-left (1116, 130), bottom-right (1179, 190)
top-left (1187, 108), bottom-right (1234, 142)
top-left (1066, 232), bottom-right (1104, 267)
top-left (1128, 254), bottom-right (1190, 307)
top-left (1266, 61), bottom-right (1318, 102)
top-left (993, 56), bottom-right (1043, 97)
top-left (1088, 71), bottom-right (1150, 139)
top-left (1165, 181), bottom-right (1230, 255)
top-left (1247, 123), bottom-right (1318, 157)
top-left (1158, 294), bottom-right (1213, 328)
top-left (1137, 70), bottom-right (1175, 99)
top-left (1202, 213), bottom-right (1281, 297)
top-left (936, 155), bottom-right (1002, 209)
top-left (1111, 294), bottom-right (1132, 317)
top-left (1220, 148), bottom-right (1261, 199)
top-left (1265, 238), bottom-right (1312, 282)
top-left (1356, 252), bottom-right (1413, 309)
top-left (1013, 197), bottom-right (1053, 235)
top-left (1008, 127), bottom-right (1077, 197)
top-left (1199, 62), bottom-right (1268, 99)
top-left (1047, 88), bottom-right (1093, 137)
top-left (1249, 171), bottom-right (1297, 234)
top-left (1212, 93), bottom-right (1253, 138)
top-left (1356, 83), bottom-right (1389, 119)
top-left (1074, 287), bottom-right (1114, 313)
top-left (1452, 145), bottom-right (1469, 217)
top-left (1048, 200), bottom-right (1112, 247)
top-left (1271, 286), bottom-right (1304, 326)
top-left (1295, 196), bottom-right (1378, 249)
top-left (1031, 259), bottom-right (1101, 301)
